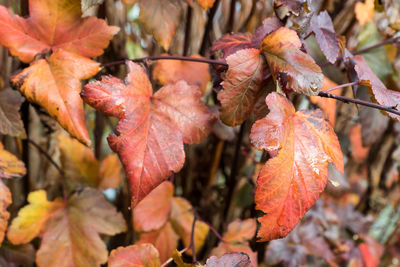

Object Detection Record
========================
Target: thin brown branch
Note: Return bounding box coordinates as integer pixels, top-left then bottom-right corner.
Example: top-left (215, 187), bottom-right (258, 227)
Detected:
top-left (353, 36), bottom-right (400, 55)
top-left (27, 139), bottom-right (68, 201)
top-left (323, 81), bottom-right (359, 93)
top-left (318, 92), bottom-right (400, 117)
top-left (190, 211), bottom-right (198, 263)
top-left (198, 217), bottom-right (225, 242)
top-left (102, 55), bottom-right (228, 68)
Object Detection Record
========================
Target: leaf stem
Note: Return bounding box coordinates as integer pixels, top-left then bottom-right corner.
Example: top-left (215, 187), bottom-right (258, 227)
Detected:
top-left (102, 55), bottom-right (228, 68)
top-left (323, 81), bottom-right (359, 93)
top-left (318, 92), bottom-right (400, 117)
top-left (353, 36), bottom-right (400, 55)
top-left (27, 139), bottom-right (68, 202)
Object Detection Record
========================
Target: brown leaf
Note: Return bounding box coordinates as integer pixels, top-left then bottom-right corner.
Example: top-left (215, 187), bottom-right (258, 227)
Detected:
top-left (311, 11), bottom-right (340, 64)
top-left (261, 27), bottom-right (323, 96)
top-left (205, 253), bottom-right (253, 267)
top-left (153, 54), bottom-right (211, 93)
top-left (218, 49), bottom-right (266, 126)
top-left (11, 50), bottom-right (100, 145)
top-left (250, 17), bottom-right (282, 49)
top-left (250, 92), bottom-right (343, 241)
top-left (211, 33), bottom-right (252, 58)
top-left (0, 88), bottom-right (25, 137)
top-left (108, 243), bottom-right (161, 267)
top-left (139, 0), bottom-right (182, 50)
top-left (354, 55), bottom-right (400, 121)
top-left (0, 142), bottom-right (26, 179)
top-left (82, 62), bottom-right (215, 206)
top-left (133, 182), bottom-right (174, 232)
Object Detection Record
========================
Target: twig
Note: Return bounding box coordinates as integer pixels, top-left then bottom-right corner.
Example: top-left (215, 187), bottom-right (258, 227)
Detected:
top-left (190, 210), bottom-right (198, 263)
top-left (160, 247), bottom-right (189, 267)
top-left (198, 217), bottom-right (225, 242)
top-left (318, 92), bottom-right (400, 117)
top-left (102, 55), bottom-right (228, 68)
top-left (200, 0), bottom-right (220, 55)
top-left (353, 36), bottom-right (400, 55)
top-left (323, 81), bottom-right (359, 93)
top-left (183, 5), bottom-right (193, 56)
top-left (27, 139), bottom-right (68, 202)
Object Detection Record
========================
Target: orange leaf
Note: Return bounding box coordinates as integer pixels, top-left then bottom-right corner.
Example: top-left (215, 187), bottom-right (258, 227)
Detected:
top-left (0, 0), bottom-right (119, 63)
top-left (223, 219), bottom-right (257, 243)
top-left (250, 92), bottom-right (343, 241)
top-left (153, 54), bottom-right (211, 93)
top-left (108, 244), bottom-right (161, 267)
top-left (0, 180), bottom-right (11, 245)
top-left (82, 62), bottom-right (215, 206)
top-left (211, 33), bottom-right (252, 58)
top-left (309, 76), bottom-right (342, 125)
top-left (355, 0), bottom-right (374, 26)
top-left (0, 142), bottom-right (26, 179)
top-left (0, 88), bottom-right (25, 138)
top-left (218, 49), bottom-right (266, 126)
top-left (349, 124), bottom-right (370, 163)
top-left (133, 182), bottom-right (174, 232)
top-left (137, 222), bottom-right (179, 262)
top-left (354, 55), bottom-right (400, 121)
top-left (58, 135), bottom-right (121, 189)
top-left (8, 189), bottom-right (127, 267)
top-left (196, 0), bottom-right (216, 10)
top-left (261, 27), bottom-right (323, 96)
top-left (170, 197), bottom-right (209, 255)
top-left (11, 50), bottom-right (100, 145)
top-left (139, 0), bottom-right (181, 51)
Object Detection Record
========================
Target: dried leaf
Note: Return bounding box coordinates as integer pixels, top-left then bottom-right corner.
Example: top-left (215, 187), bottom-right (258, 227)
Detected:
top-left (0, 142), bottom-right (26, 179)
top-left (81, 0), bottom-right (104, 12)
top-left (0, 180), bottom-right (11, 245)
top-left (250, 92), bottom-right (343, 241)
top-left (0, 243), bottom-right (35, 267)
top-left (133, 182), bottom-right (174, 232)
top-left (261, 27), bottom-right (323, 96)
top-left (98, 154), bottom-right (122, 190)
top-left (82, 62), bottom-right (215, 206)
top-left (0, 88), bottom-right (25, 137)
top-left (0, 0), bottom-right (119, 63)
top-left (139, 0), bottom-right (182, 50)
top-left (354, 55), bottom-right (400, 121)
top-left (211, 33), bottom-right (252, 58)
top-left (218, 49), bottom-right (266, 126)
top-left (250, 17), bottom-right (282, 49)
top-left (223, 219), bottom-right (257, 243)
top-left (311, 11), bottom-right (340, 64)
top-left (8, 189), bottom-right (127, 267)
top-left (205, 253), bottom-right (253, 267)
top-left (108, 243), bottom-right (161, 267)
top-left (11, 50), bottom-right (100, 145)
top-left (153, 54), bottom-right (211, 93)
top-left (170, 197), bottom-right (209, 254)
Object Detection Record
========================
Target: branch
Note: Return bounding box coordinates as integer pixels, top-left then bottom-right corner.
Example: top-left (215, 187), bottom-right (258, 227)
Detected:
top-left (353, 36), bottom-right (400, 55)
top-left (160, 247), bottom-right (189, 267)
top-left (102, 55), bottom-right (228, 68)
top-left (318, 92), bottom-right (400, 117)
top-left (198, 217), bottom-right (225, 242)
top-left (27, 139), bottom-right (68, 201)
top-left (323, 81), bottom-right (359, 93)
top-left (190, 211), bottom-right (198, 263)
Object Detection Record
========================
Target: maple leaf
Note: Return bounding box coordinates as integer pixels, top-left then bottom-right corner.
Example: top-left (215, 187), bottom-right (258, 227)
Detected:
top-left (353, 55), bottom-right (400, 121)
top-left (0, 88), bottom-right (25, 138)
top-left (211, 219), bottom-right (258, 266)
top-left (7, 189), bottom-right (127, 267)
top-left (108, 243), bottom-right (161, 267)
top-left (211, 33), bottom-right (252, 58)
top-left (261, 27), bottom-right (323, 96)
top-left (153, 55), bottom-right (211, 93)
top-left (218, 49), bottom-right (266, 126)
top-left (138, 222), bottom-right (179, 262)
top-left (309, 76), bottom-right (342, 125)
top-left (311, 11), bottom-right (340, 64)
top-left (250, 92), bottom-right (343, 241)
top-left (58, 135), bottom-right (121, 189)
top-left (139, 0), bottom-right (182, 51)
top-left (133, 181), bottom-right (174, 232)
top-left (82, 62), bottom-right (215, 206)
top-left (0, 0), bottom-right (119, 63)
top-left (11, 50), bottom-right (100, 145)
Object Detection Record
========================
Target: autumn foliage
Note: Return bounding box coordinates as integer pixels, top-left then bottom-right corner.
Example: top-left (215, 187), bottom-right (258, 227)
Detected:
top-left (0, 0), bottom-right (400, 266)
